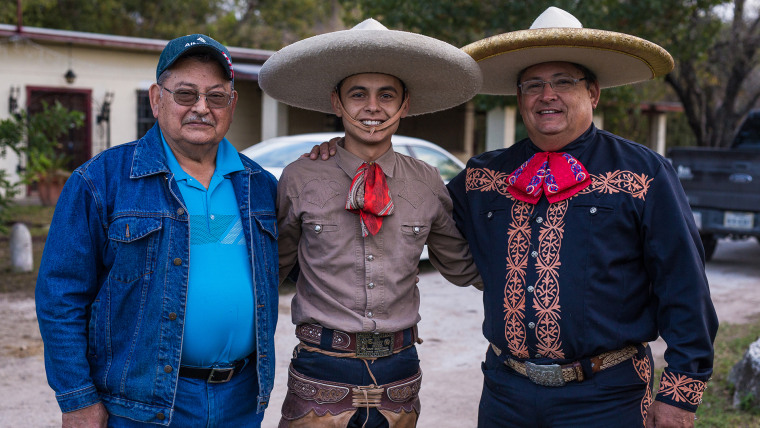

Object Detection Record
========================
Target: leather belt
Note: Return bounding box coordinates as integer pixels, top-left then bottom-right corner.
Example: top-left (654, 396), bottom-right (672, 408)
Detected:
top-left (296, 323), bottom-right (418, 358)
top-left (179, 353), bottom-right (253, 383)
top-left (493, 343), bottom-right (643, 387)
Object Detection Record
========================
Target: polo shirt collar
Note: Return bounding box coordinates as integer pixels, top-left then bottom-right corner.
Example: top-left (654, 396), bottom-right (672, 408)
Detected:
top-left (160, 130), bottom-right (244, 182)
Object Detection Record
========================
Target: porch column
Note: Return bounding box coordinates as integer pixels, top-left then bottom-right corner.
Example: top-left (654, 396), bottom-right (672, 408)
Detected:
top-left (261, 93), bottom-right (288, 141)
top-left (485, 106), bottom-right (516, 151)
top-left (649, 112), bottom-right (667, 156)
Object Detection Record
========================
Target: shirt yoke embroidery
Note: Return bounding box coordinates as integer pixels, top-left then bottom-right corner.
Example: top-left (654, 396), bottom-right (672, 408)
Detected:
top-left (465, 167), bottom-right (651, 359)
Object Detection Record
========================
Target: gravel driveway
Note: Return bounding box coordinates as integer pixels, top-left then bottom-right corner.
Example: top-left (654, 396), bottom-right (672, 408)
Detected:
top-left (1, 239), bottom-right (758, 427)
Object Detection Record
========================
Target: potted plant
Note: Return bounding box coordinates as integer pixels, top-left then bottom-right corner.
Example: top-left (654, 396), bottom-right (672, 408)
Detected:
top-left (15, 101), bottom-right (84, 206)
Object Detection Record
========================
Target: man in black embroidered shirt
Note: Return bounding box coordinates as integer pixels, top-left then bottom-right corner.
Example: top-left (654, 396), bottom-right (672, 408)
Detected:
top-left (448, 7), bottom-right (718, 427)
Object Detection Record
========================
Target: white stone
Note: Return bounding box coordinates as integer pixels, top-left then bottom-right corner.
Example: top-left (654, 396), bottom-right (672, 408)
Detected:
top-left (729, 337), bottom-right (760, 408)
top-left (9, 222), bottom-right (33, 273)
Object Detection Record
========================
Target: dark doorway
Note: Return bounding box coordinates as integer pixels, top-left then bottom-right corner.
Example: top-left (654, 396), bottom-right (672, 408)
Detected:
top-left (26, 87), bottom-right (92, 171)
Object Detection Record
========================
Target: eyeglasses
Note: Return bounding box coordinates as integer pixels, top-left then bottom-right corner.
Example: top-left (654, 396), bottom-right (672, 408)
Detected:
top-left (518, 77), bottom-right (587, 95)
top-left (161, 87), bottom-right (234, 109)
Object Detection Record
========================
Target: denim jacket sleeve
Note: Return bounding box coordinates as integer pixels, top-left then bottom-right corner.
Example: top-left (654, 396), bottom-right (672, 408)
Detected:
top-left (36, 171), bottom-right (106, 412)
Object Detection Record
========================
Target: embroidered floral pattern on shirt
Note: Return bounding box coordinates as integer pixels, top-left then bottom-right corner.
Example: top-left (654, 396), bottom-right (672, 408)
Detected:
top-left (581, 171), bottom-right (652, 200)
top-left (464, 166), bottom-right (652, 360)
top-left (658, 372), bottom-right (706, 407)
top-left (633, 353), bottom-right (653, 425)
top-left (533, 200), bottom-right (566, 359)
top-left (504, 201), bottom-right (533, 358)
top-left (466, 168), bottom-right (510, 196)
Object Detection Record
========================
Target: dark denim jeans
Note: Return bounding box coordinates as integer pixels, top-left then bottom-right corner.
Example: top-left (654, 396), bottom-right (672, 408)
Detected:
top-left (290, 346), bottom-right (421, 428)
top-left (108, 362), bottom-right (263, 427)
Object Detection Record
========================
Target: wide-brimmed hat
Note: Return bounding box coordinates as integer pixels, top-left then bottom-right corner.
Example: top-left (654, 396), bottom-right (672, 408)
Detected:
top-left (258, 18), bottom-right (482, 116)
top-left (462, 7), bottom-right (674, 95)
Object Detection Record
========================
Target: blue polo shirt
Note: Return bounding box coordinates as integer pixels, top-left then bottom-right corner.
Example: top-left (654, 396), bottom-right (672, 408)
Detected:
top-left (162, 134), bottom-right (255, 366)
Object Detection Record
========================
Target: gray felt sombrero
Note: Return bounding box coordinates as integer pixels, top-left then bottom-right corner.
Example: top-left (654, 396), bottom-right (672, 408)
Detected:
top-left (258, 18), bottom-right (482, 116)
top-left (462, 7), bottom-right (674, 95)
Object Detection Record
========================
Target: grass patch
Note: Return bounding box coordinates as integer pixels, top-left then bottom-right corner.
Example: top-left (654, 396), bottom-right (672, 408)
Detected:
top-left (0, 203), bottom-right (55, 296)
top-left (690, 319), bottom-right (760, 427)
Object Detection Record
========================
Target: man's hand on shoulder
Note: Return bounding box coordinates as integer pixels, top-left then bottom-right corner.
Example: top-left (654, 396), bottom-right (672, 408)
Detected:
top-left (646, 401), bottom-right (694, 428)
top-left (303, 137), bottom-right (342, 160)
top-left (62, 402), bottom-right (108, 428)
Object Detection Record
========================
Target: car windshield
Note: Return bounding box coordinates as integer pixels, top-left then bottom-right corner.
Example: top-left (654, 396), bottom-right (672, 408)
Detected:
top-left (408, 145), bottom-right (463, 181)
top-left (252, 140), bottom-right (320, 168)
top-left (734, 113), bottom-right (760, 149)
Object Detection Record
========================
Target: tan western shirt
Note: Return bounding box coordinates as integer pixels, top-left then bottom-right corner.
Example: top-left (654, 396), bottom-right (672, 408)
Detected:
top-left (277, 144), bottom-right (481, 333)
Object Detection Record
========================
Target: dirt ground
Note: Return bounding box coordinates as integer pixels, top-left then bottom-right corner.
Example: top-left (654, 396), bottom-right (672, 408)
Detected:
top-left (1, 238), bottom-right (759, 428)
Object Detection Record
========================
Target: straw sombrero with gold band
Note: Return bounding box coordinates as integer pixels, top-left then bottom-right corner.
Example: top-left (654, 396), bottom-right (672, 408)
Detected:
top-left (258, 18), bottom-right (482, 116)
top-left (462, 7), bottom-right (674, 96)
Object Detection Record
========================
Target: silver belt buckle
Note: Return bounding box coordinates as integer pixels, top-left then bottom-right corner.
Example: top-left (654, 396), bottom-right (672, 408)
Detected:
top-left (355, 332), bottom-right (395, 358)
top-left (524, 362), bottom-right (566, 387)
top-left (207, 367), bottom-right (235, 383)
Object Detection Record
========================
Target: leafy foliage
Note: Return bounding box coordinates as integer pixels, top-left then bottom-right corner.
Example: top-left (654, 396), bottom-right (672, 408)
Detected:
top-left (4, 1), bottom-right (759, 147)
top-left (21, 101), bottom-right (84, 184)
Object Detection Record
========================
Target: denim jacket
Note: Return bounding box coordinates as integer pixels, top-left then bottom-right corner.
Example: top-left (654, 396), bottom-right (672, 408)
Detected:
top-left (36, 124), bottom-right (279, 425)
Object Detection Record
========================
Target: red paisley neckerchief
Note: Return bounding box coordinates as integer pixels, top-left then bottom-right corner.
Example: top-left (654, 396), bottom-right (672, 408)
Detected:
top-left (507, 152), bottom-right (591, 204)
top-left (346, 162), bottom-right (394, 236)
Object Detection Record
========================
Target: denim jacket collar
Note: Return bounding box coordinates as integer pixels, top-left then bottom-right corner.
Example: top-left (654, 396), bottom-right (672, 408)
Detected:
top-left (131, 124), bottom-right (172, 179)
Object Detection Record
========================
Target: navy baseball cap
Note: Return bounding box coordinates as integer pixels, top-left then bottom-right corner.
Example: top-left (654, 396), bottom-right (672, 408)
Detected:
top-left (156, 34), bottom-right (234, 83)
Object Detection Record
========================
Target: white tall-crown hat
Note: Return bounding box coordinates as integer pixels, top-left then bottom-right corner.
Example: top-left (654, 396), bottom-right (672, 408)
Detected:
top-left (462, 6), bottom-right (674, 95)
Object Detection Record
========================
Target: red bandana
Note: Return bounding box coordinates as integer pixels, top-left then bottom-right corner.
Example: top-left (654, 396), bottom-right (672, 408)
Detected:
top-left (507, 152), bottom-right (591, 204)
top-left (346, 162), bottom-right (394, 236)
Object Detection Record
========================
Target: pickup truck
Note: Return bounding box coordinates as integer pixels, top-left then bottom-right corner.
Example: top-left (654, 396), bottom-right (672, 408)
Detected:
top-left (668, 110), bottom-right (760, 260)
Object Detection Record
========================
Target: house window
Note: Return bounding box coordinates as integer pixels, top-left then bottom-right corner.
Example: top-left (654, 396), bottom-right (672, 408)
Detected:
top-left (137, 90), bottom-right (155, 137)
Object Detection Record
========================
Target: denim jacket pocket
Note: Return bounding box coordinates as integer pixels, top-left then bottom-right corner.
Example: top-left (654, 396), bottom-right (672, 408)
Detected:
top-left (253, 213), bottom-right (278, 240)
top-left (107, 216), bottom-right (163, 283)
top-left (253, 212), bottom-right (278, 276)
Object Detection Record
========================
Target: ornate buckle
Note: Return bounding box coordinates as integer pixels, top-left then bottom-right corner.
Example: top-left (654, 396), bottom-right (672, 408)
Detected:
top-left (207, 367), bottom-right (235, 383)
top-left (355, 332), bottom-right (394, 358)
top-left (524, 362), bottom-right (566, 387)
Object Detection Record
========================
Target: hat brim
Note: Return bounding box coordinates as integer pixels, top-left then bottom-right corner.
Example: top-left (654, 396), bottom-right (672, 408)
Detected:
top-left (259, 28), bottom-right (482, 116)
top-left (463, 28), bottom-right (674, 95)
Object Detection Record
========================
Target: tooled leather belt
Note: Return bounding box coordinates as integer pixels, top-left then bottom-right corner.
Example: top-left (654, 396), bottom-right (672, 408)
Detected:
top-left (492, 343), bottom-right (644, 387)
top-left (295, 323), bottom-right (418, 358)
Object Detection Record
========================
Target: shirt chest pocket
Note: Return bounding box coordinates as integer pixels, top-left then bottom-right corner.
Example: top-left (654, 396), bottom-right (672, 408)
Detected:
top-left (401, 223), bottom-right (429, 242)
top-left (107, 216), bottom-right (163, 284)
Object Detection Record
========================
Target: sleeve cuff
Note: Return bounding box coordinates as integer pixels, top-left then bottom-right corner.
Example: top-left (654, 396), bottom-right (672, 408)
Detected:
top-left (56, 385), bottom-right (101, 413)
top-left (655, 369), bottom-right (709, 413)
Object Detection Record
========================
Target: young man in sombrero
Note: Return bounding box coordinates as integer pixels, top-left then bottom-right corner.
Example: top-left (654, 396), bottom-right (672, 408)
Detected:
top-left (258, 18), bottom-right (483, 427)
top-left (446, 7), bottom-right (718, 427)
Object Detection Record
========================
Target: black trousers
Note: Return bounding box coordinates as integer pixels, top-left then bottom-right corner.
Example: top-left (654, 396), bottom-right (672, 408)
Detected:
top-left (478, 346), bottom-right (654, 428)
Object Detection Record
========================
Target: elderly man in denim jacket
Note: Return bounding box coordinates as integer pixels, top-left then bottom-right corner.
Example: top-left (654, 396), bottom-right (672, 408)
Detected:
top-left (35, 34), bottom-right (278, 427)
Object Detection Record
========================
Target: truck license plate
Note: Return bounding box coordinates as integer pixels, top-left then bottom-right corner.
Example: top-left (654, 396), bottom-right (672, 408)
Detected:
top-left (724, 211), bottom-right (754, 230)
